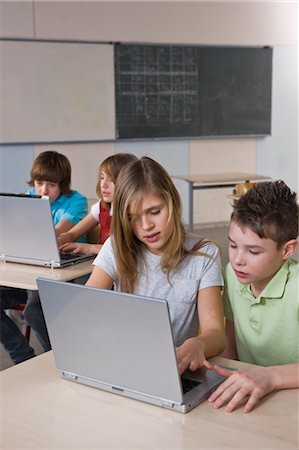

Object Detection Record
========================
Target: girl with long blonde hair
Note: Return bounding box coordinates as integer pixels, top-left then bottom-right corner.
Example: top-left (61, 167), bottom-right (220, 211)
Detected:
top-left (87, 157), bottom-right (226, 374)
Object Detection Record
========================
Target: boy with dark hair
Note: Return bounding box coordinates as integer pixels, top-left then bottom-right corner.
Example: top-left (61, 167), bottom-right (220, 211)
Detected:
top-left (27, 151), bottom-right (87, 237)
top-left (28, 149), bottom-right (72, 195)
top-left (209, 180), bottom-right (298, 413)
top-left (1, 151), bottom-right (88, 364)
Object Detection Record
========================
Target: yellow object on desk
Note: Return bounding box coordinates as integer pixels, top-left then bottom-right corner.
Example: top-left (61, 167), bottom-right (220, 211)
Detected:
top-left (234, 182), bottom-right (256, 197)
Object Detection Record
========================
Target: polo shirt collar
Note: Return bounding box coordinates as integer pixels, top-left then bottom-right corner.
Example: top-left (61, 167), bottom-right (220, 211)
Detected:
top-left (239, 260), bottom-right (290, 304)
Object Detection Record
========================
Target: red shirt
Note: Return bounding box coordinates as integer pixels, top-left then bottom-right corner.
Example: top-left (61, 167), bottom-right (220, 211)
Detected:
top-left (99, 202), bottom-right (112, 244)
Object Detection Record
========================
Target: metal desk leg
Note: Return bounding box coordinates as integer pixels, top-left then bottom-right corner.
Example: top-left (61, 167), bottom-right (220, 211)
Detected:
top-left (188, 181), bottom-right (193, 231)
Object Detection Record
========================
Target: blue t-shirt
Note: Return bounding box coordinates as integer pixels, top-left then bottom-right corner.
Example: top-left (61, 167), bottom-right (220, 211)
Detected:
top-left (27, 187), bottom-right (88, 242)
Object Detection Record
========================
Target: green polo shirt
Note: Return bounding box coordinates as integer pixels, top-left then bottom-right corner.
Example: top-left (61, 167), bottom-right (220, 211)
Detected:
top-left (223, 259), bottom-right (299, 366)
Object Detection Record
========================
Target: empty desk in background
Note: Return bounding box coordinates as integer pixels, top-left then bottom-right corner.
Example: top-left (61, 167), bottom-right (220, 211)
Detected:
top-left (173, 172), bottom-right (271, 230)
top-left (0, 259), bottom-right (94, 291)
top-left (1, 352), bottom-right (298, 449)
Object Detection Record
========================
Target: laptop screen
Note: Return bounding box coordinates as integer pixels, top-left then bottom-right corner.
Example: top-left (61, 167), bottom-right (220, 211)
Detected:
top-left (0, 193), bottom-right (60, 263)
top-left (0, 193), bottom-right (94, 267)
top-left (37, 278), bottom-right (183, 403)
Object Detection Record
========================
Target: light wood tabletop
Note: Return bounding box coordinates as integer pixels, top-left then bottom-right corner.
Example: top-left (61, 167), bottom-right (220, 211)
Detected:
top-left (0, 259), bottom-right (94, 290)
top-left (173, 172), bottom-right (271, 185)
top-left (1, 352), bottom-right (298, 449)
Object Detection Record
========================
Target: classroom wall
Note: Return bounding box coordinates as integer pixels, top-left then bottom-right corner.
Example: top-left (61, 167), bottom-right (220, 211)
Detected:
top-left (0, 1), bottom-right (297, 226)
top-left (257, 45), bottom-right (298, 193)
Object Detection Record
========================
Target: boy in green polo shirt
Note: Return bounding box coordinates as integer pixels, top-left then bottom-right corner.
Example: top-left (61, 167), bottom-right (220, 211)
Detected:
top-left (208, 180), bottom-right (298, 413)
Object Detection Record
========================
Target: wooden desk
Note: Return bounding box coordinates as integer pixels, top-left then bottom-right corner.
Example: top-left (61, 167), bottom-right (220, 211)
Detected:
top-left (1, 352), bottom-right (298, 449)
top-left (173, 172), bottom-right (271, 230)
top-left (0, 259), bottom-right (94, 290)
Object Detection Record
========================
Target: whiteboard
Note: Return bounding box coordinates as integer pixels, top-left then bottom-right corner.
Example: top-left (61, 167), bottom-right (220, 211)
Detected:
top-left (0, 40), bottom-right (115, 143)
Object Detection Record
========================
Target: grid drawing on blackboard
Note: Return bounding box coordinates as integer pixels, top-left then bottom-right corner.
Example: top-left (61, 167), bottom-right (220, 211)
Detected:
top-left (115, 45), bottom-right (200, 138)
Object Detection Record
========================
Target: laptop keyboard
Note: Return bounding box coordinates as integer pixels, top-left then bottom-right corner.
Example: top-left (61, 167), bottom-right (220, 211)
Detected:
top-left (60, 251), bottom-right (84, 261)
top-left (181, 377), bottom-right (201, 394)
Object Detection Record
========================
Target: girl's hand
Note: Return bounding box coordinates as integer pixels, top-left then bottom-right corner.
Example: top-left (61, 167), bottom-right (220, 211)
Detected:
top-left (208, 365), bottom-right (274, 413)
top-left (176, 337), bottom-right (213, 375)
top-left (60, 242), bottom-right (96, 255)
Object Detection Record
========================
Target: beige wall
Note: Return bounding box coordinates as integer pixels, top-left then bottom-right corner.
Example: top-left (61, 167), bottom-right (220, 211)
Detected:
top-left (1, 1), bottom-right (297, 225)
top-left (2, 1), bottom-right (296, 46)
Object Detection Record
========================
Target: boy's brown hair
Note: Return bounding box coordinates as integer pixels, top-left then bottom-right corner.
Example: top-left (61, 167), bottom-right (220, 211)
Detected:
top-left (231, 180), bottom-right (298, 248)
top-left (28, 151), bottom-right (71, 195)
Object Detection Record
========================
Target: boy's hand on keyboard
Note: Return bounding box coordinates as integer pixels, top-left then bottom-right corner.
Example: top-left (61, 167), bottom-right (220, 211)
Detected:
top-left (208, 365), bottom-right (276, 413)
top-left (60, 242), bottom-right (89, 254)
top-left (57, 232), bottom-right (71, 246)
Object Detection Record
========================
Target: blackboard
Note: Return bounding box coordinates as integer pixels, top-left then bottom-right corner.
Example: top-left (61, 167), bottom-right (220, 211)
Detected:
top-left (115, 44), bottom-right (272, 139)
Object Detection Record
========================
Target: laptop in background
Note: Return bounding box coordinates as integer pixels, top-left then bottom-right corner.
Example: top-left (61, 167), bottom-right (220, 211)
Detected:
top-left (37, 278), bottom-right (226, 413)
top-left (0, 193), bottom-right (95, 268)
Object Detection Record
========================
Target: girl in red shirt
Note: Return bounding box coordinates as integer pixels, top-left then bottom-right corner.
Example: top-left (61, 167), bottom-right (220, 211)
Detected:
top-left (59, 153), bottom-right (137, 255)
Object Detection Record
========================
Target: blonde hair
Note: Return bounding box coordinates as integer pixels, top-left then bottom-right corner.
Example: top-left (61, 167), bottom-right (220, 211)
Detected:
top-left (112, 157), bottom-right (208, 293)
top-left (95, 153), bottom-right (138, 210)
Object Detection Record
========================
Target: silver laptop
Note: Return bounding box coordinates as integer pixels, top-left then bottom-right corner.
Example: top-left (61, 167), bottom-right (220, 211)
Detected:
top-left (0, 193), bottom-right (95, 268)
top-left (37, 278), bottom-right (226, 413)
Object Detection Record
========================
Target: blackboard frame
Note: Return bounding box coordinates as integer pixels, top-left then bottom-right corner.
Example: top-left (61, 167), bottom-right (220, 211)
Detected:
top-left (115, 44), bottom-right (272, 140)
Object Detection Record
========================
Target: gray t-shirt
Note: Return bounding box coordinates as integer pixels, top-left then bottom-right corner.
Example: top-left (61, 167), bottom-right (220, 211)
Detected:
top-left (93, 236), bottom-right (223, 346)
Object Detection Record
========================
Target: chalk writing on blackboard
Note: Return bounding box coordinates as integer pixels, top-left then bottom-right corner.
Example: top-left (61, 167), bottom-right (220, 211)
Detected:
top-left (116, 45), bottom-right (199, 127)
top-left (115, 44), bottom-right (272, 139)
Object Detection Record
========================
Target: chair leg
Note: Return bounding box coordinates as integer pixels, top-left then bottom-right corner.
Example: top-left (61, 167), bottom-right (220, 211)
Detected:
top-left (25, 324), bottom-right (31, 342)
top-left (7, 307), bottom-right (31, 342)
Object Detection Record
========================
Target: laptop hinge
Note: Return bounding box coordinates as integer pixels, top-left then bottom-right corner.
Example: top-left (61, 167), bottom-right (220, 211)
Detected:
top-left (162, 400), bottom-right (176, 409)
top-left (49, 260), bottom-right (56, 269)
top-left (61, 371), bottom-right (78, 381)
top-left (0, 253), bottom-right (6, 262)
